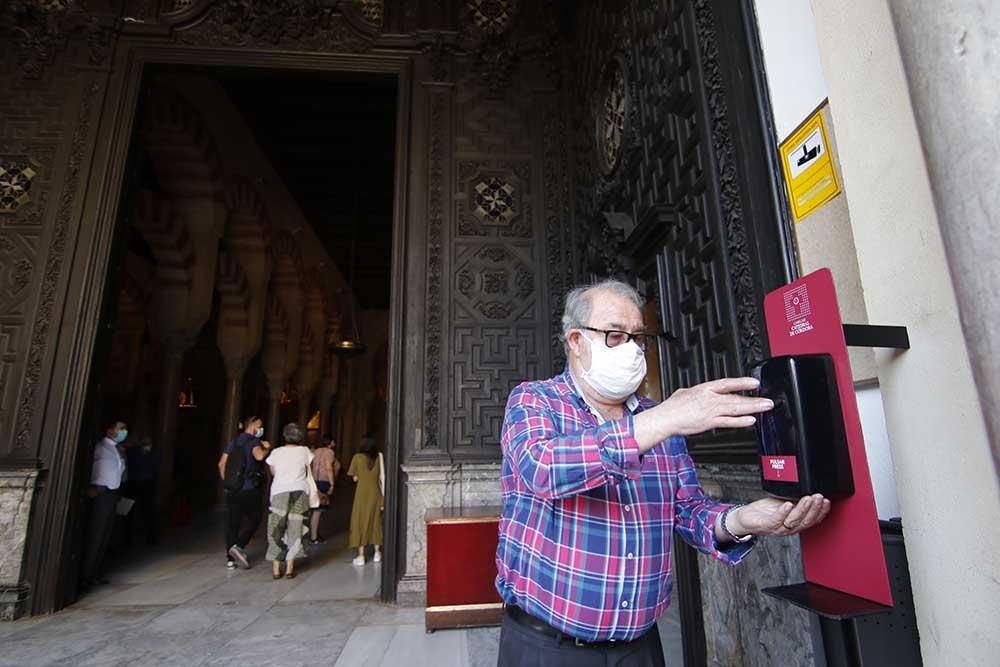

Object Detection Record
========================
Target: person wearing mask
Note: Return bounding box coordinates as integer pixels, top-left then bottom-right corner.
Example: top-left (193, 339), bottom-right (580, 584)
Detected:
top-left (217, 417), bottom-right (270, 570)
top-left (82, 420), bottom-right (128, 591)
top-left (125, 434), bottom-right (160, 546)
top-left (308, 434), bottom-right (337, 545)
top-left (348, 436), bottom-right (384, 566)
top-left (495, 279), bottom-right (831, 665)
top-left (266, 422), bottom-right (315, 579)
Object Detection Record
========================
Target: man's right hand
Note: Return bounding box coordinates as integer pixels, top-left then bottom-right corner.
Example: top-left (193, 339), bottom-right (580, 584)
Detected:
top-left (635, 377), bottom-right (773, 452)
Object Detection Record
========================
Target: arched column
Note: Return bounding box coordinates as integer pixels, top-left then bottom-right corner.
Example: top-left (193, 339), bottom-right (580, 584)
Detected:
top-left (140, 86), bottom-right (227, 509)
top-left (261, 295), bottom-right (290, 442)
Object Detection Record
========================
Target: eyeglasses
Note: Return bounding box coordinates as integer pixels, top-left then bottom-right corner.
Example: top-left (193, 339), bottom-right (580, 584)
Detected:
top-left (578, 326), bottom-right (663, 352)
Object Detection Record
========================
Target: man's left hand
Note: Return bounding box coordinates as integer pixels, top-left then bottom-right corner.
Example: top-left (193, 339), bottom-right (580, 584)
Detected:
top-left (730, 494), bottom-right (831, 537)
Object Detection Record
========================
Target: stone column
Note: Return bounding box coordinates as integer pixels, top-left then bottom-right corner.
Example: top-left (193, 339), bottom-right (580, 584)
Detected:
top-left (219, 360), bottom-right (247, 447)
top-left (155, 344), bottom-right (187, 506)
top-left (293, 324), bottom-right (321, 430)
top-left (262, 295), bottom-right (290, 443)
top-left (140, 89), bottom-right (227, 510)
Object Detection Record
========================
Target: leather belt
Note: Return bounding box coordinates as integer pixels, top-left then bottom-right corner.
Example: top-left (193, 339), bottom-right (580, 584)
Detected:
top-left (504, 604), bottom-right (640, 649)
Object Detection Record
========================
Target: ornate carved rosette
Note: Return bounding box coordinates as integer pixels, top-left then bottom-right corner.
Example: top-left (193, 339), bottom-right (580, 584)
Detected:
top-left (466, 0), bottom-right (518, 36)
top-left (598, 57), bottom-right (628, 175)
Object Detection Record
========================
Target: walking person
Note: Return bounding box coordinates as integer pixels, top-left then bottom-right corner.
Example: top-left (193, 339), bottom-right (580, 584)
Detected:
top-left (82, 420), bottom-right (128, 591)
top-left (348, 436), bottom-right (383, 566)
top-left (266, 422), bottom-right (317, 579)
top-left (308, 435), bottom-right (338, 544)
top-left (217, 416), bottom-right (270, 570)
top-left (125, 434), bottom-right (160, 546)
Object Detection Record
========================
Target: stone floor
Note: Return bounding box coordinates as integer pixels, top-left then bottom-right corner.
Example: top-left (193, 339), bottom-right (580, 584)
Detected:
top-left (1, 507), bottom-right (684, 666)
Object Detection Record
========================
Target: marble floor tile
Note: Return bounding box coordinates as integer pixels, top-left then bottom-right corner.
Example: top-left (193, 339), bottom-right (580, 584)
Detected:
top-left (334, 625), bottom-right (398, 666)
top-left (465, 626), bottom-right (501, 667)
top-left (92, 555), bottom-right (227, 606)
top-left (379, 624), bottom-right (468, 667)
top-left (278, 553), bottom-right (380, 603)
top-left (0, 608), bottom-right (170, 666)
top-left (358, 603), bottom-right (424, 627)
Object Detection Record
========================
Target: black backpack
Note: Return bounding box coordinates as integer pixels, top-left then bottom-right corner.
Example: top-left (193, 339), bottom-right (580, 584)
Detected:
top-left (223, 439), bottom-right (248, 492)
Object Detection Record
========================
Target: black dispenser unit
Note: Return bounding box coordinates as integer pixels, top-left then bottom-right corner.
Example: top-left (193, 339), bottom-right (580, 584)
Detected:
top-left (750, 354), bottom-right (854, 499)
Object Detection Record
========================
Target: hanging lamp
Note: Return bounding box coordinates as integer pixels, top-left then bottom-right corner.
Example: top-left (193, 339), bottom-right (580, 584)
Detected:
top-left (329, 196), bottom-right (367, 356)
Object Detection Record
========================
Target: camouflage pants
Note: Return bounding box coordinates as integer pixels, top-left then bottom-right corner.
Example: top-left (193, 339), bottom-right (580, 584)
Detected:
top-left (266, 491), bottom-right (310, 562)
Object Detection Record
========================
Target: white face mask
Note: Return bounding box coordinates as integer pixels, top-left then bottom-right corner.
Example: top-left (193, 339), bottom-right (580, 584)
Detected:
top-left (581, 333), bottom-right (647, 401)
top-left (254, 427), bottom-right (264, 439)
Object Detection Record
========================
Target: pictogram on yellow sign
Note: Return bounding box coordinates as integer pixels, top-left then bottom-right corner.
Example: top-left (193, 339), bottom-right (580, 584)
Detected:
top-left (780, 108), bottom-right (841, 222)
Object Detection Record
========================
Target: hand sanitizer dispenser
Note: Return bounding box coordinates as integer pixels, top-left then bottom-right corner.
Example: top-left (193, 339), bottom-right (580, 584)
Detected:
top-left (750, 354), bottom-right (854, 499)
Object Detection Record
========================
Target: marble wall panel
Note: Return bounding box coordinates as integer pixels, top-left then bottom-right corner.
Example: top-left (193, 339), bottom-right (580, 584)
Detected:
top-left (697, 463), bottom-right (819, 667)
top-left (399, 463), bottom-right (502, 600)
top-left (0, 469), bottom-right (38, 620)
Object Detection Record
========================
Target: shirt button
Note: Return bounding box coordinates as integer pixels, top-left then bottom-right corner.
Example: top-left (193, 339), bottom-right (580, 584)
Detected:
top-left (624, 505), bottom-right (631, 512)
top-left (627, 552), bottom-right (634, 559)
top-left (621, 601), bottom-right (629, 608)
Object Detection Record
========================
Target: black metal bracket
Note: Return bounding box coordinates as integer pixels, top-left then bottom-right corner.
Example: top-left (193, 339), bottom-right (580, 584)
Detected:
top-left (843, 324), bottom-right (910, 350)
top-left (762, 582), bottom-right (894, 667)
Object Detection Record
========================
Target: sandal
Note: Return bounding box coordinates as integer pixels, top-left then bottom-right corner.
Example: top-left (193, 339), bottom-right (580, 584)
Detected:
top-left (272, 572), bottom-right (282, 580)
top-left (285, 571), bottom-right (297, 579)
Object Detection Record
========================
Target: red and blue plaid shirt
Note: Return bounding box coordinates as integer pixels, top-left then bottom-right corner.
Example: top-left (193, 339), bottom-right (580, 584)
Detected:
top-left (495, 370), bottom-right (754, 642)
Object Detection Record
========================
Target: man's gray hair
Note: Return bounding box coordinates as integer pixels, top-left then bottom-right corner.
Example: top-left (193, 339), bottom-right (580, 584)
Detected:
top-left (282, 422), bottom-right (305, 445)
top-left (561, 278), bottom-right (644, 351)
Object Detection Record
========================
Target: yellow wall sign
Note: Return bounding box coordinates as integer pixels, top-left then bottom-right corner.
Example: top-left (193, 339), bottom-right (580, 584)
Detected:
top-left (780, 108), bottom-right (841, 222)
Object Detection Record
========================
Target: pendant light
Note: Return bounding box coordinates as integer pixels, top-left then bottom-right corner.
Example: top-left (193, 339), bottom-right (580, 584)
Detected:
top-left (329, 196), bottom-right (367, 356)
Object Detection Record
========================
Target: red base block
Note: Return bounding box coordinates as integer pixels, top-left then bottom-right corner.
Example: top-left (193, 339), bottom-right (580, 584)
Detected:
top-left (425, 508), bottom-right (503, 609)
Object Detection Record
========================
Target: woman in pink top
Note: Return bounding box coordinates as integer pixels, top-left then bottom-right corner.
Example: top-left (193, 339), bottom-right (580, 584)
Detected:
top-left (309, 434), bottom-right (340, 543)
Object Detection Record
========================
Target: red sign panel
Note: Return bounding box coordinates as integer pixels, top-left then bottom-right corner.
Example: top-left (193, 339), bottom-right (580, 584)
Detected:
top-left (763, 268), bottom-right (892, 606)
top-left (761, 455), bottom-right (800, 483)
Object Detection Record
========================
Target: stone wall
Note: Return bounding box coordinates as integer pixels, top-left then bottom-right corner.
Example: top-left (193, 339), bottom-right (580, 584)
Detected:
top-left (0, 469), bottom-right (38, 620)
top-left (397, 463), bottom-right (502, 605)
top-left (698, 464), bottom-right (819, 666)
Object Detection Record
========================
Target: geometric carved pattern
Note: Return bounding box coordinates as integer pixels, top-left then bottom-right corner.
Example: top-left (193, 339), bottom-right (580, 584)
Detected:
top-left (466, 0), bottom-right (518, 35)
top-left (456, 160), bottom-right (531, 238)
top-left (0, 158), bottom-right (37, 213)
top-left (473, 176), bottom-right (516, 225)
top-left (572, 0), bottom-right (762, 458)
top-left (454, 244), bottom-right (535, 321)
top-left (356, 0), bottom-right (384, 28)
top-left (450, 326), bottom-right (539, 450)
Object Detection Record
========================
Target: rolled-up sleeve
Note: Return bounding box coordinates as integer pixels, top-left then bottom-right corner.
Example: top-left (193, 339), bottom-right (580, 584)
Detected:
top-left (502, 383), bottom-right (641, 499)
top-left (668, 436), bottom-right (754, 564)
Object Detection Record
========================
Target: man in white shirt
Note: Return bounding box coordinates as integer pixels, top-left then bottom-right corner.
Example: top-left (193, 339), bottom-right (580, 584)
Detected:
top-left (82, 420), bottom-right (128, 591)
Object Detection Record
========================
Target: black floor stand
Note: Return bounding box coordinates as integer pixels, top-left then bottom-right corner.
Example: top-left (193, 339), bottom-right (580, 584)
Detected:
top-left (762, 582), bottom-right (892, 667)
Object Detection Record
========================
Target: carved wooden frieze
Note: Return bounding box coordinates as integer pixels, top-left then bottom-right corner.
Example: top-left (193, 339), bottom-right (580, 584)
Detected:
top-left (569, 0), bottom-right (767, 456)
top-left (173, 0), bottom-right (379, 51)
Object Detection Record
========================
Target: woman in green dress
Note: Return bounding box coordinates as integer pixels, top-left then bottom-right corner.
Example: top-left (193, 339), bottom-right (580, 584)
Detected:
top-left (348, 436), bottom-right (383, 566)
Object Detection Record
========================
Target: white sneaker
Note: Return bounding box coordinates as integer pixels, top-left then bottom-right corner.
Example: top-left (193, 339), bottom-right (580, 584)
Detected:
top-left (373, 551), bottom-right (382, 563)
top-left (352, 555), bottom-right (365, 566)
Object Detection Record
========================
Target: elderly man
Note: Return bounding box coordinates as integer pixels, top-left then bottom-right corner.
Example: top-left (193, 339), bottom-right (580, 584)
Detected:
top-left (495, 279), bottom-right (831, 665)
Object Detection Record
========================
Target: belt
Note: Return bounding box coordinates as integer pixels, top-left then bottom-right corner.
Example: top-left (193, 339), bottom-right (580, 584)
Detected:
top-left (504, 604), bottom-right (640, 649)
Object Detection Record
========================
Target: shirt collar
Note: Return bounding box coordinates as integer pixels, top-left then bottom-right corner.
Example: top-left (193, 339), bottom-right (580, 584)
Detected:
top-left (560, 368), bottom-right (640, 421)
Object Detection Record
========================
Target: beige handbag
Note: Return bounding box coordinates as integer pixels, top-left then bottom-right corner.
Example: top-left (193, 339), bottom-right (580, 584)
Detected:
top-left (306, 464), bottom-right (321, 509)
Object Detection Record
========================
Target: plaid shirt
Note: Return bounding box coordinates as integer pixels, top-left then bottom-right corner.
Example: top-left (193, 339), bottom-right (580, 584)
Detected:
top-left (495, 370), bottom-right (754, 642)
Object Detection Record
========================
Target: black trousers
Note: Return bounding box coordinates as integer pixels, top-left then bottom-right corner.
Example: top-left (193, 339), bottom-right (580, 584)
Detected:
top-left (497, 608), bottom-right (666, 667)
top-left (124, 480), bottom-right (157, 546)
top-left (225, 488), bottom-right (263, 559)
top-left (83, 487), bottom-right (118, 582)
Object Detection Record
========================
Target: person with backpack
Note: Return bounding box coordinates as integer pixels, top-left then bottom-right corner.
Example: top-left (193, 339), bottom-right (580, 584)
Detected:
top-left (217, 416), bottom-right (270, 570)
